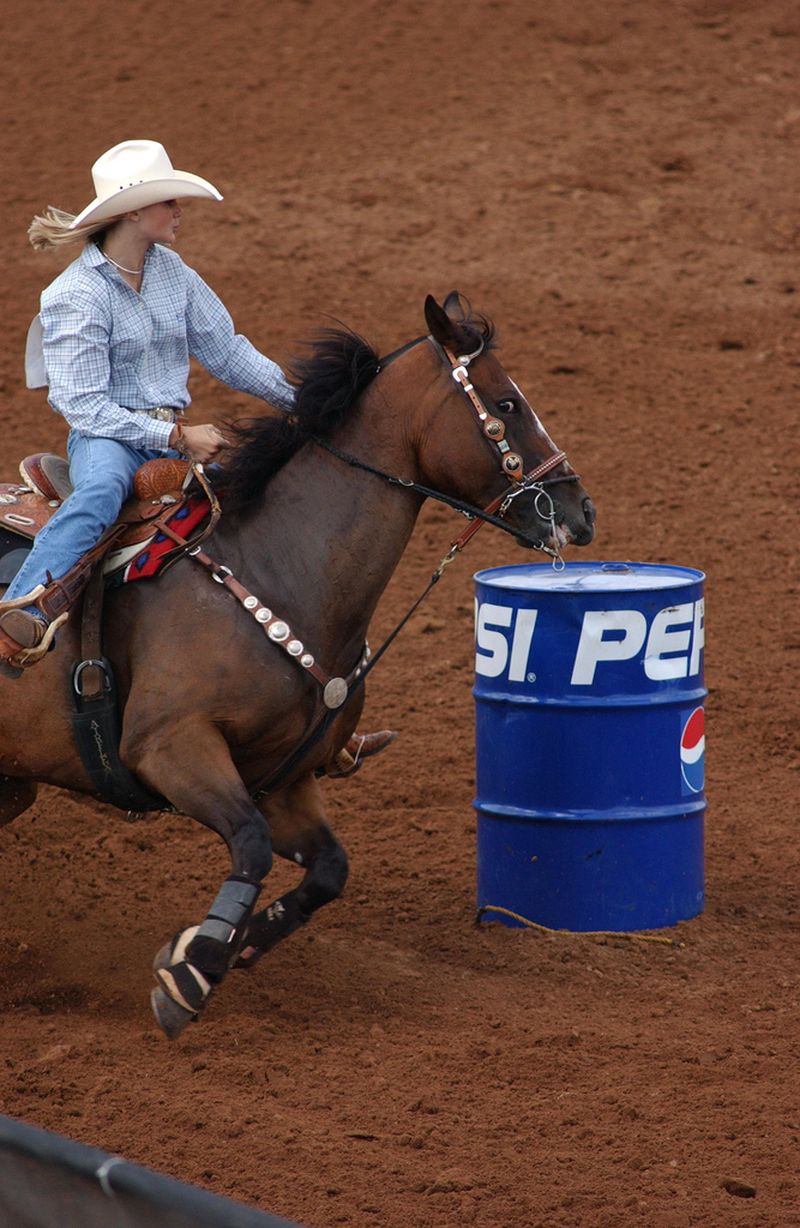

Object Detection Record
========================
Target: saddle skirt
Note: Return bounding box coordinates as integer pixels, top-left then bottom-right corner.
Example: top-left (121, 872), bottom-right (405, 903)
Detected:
top-left (0, 454), bottom-right (212, 586)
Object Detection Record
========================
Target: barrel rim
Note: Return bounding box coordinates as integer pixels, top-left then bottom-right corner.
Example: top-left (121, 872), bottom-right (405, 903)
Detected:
top-left (474, 559), bottom-right (706, 592)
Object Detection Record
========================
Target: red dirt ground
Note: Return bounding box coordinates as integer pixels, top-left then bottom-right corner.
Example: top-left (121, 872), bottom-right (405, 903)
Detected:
top-left (1, 1), bottom-right (798, 1225)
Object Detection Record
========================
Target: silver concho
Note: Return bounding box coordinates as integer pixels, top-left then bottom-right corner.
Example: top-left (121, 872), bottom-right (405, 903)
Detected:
top-left (244, 595), bottom-right (259, 610)
top-left (300, 653), bottom-right (315, 669)
top-left (323, 677), bottom-right (348, 709)
top-left (287, 640), bottom-right (303, 656)
top-left (255, 607), bottom-right (273, 623)
top-left (268, 621), bottom-right (290, 642)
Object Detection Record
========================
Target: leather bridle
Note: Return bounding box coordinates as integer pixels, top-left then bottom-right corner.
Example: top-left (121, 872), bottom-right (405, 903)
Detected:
top-left (434, 337), bottom-right (561, 483)
top-left (316, 332), bottom-right (581, 562)
top-left (430, 336), bottom-right (578, 557)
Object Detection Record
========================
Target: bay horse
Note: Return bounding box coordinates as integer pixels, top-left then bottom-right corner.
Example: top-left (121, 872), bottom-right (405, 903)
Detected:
top-left (0, 293), bottom-right (595, 1038)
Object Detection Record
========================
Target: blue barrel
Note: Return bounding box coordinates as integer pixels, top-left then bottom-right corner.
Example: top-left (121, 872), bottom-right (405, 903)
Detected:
top-left (474, 562), bottom-right (706, 931)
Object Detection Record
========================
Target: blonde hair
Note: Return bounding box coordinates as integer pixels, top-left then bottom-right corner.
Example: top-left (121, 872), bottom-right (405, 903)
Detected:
top-left (28, 206), bottom-right (116, 252)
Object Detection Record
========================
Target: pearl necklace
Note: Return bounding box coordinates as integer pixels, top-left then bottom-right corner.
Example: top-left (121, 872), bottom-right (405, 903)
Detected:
top-left (104, 252), bottom-right (144, 276)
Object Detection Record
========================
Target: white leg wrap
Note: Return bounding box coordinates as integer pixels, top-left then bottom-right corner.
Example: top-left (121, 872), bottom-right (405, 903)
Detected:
top-left (154, 925), bottom-right (212, 1014)
top-left (171, 925), bottom-right (200, 963)
top-left (156, 962), bottom-right (212, 1014)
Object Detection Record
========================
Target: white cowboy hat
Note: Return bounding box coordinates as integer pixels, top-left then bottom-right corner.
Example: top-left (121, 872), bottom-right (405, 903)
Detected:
top-left (69, 139), bottom-right (223, 229)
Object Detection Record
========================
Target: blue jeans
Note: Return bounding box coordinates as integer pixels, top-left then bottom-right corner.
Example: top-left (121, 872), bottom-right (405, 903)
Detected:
top-left (4, 432), bottom-right (168, 610)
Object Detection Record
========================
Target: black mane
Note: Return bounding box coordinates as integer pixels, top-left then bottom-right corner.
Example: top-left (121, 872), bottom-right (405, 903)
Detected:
top-left (218, 326), bottom-right (380, 514)
top-left (217, 305), bottom-right (495, 514)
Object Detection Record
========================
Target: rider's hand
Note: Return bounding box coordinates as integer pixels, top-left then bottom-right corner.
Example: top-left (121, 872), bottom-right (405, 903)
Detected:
top-left (170, 423), bottom-right (229, 463)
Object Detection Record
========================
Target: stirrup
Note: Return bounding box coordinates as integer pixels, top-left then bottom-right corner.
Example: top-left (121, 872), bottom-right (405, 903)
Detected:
top-left (0, 611), bottom-right (66, 669)
top-left (0, 585), bottom-right (65, 669)
top-left (327, 729), bottom-right (398, 779)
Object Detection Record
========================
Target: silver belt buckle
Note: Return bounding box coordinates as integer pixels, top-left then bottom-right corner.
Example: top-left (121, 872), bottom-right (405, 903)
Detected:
top-left (152, 406), bottom-right (174, 422)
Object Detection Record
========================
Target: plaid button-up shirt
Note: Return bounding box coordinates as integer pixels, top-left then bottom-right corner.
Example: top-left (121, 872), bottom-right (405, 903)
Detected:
top-left (39, 241), bottom-right (296, 451)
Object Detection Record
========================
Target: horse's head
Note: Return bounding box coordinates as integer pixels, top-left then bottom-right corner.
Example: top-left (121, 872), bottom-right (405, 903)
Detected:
top-left (410, 292), bottom-right (595, 554)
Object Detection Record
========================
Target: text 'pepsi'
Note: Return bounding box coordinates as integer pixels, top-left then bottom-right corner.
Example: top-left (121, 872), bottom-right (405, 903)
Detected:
top-left (475, 597), bottom-right (705, 684)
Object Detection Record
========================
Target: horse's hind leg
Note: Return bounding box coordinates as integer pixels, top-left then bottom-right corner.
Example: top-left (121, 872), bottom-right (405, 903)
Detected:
top-left (0, 777), bottom-right (37, 827)
top-left (235, 775), bottom-right (348, 969)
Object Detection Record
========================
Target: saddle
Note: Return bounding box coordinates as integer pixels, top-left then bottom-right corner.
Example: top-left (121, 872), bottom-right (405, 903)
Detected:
top-left (0, 453), bottom-right (214, 592)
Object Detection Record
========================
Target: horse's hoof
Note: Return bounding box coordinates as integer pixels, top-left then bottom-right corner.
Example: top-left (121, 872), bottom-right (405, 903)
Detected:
top-left (150, 986), bottom-right (196, 1040)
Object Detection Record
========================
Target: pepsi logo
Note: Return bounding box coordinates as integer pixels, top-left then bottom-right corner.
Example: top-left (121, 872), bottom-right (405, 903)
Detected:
top-left (680, 707), bottom-right (705, 793)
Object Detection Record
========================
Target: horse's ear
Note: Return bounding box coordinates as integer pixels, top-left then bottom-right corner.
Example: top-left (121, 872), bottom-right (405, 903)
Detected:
top-left (424, 294), bottom-right (459, 346)
top-left (443, 290), bottom-right (465, 320)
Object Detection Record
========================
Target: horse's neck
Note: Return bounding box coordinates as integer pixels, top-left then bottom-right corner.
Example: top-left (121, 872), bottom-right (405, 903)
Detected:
top-left (222, 401), bottom-right (424, 671)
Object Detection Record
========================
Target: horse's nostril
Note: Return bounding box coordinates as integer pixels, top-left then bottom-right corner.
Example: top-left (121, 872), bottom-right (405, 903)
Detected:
top-left (582, 497), bottom-right (596, 527)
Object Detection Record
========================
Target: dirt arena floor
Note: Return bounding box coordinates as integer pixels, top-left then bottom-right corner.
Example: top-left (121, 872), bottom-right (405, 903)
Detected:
top-left (1, 1), bottom-right (798, 1225)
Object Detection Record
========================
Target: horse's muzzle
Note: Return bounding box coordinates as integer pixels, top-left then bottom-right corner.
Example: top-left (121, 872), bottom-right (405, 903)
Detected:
top-left (545, 496), bottom-right (596, 550)
top-left (570, 496), bottom-right (596, 546)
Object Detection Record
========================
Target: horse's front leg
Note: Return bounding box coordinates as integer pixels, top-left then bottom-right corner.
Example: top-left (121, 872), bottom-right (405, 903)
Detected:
top-left (126, 722), bottom-right (272, 1039)
top-left (235, 774), bottom-right (348, 969)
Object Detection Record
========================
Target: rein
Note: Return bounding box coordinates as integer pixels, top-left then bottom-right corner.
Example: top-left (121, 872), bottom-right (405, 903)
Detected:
top-left (311, 435), bottom-right (572, 556)
top-left (254, 334), bottom-right (580, 796)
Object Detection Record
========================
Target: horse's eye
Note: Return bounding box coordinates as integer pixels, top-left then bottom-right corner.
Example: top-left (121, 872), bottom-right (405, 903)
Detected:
top-left (496, 397), bottom-right (517, 414)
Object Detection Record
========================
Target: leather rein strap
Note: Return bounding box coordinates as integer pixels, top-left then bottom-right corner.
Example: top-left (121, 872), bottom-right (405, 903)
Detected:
top-left (254, 336), bottom-right (580, 796)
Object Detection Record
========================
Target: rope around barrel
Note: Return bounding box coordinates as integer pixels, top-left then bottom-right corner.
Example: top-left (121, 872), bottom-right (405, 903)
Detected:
top-left (475, 905), bottom-right (685, 948)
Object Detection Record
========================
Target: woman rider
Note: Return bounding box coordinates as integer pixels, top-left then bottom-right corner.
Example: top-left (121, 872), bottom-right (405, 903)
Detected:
top-left (0, 139), bottom-right (392, 772)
